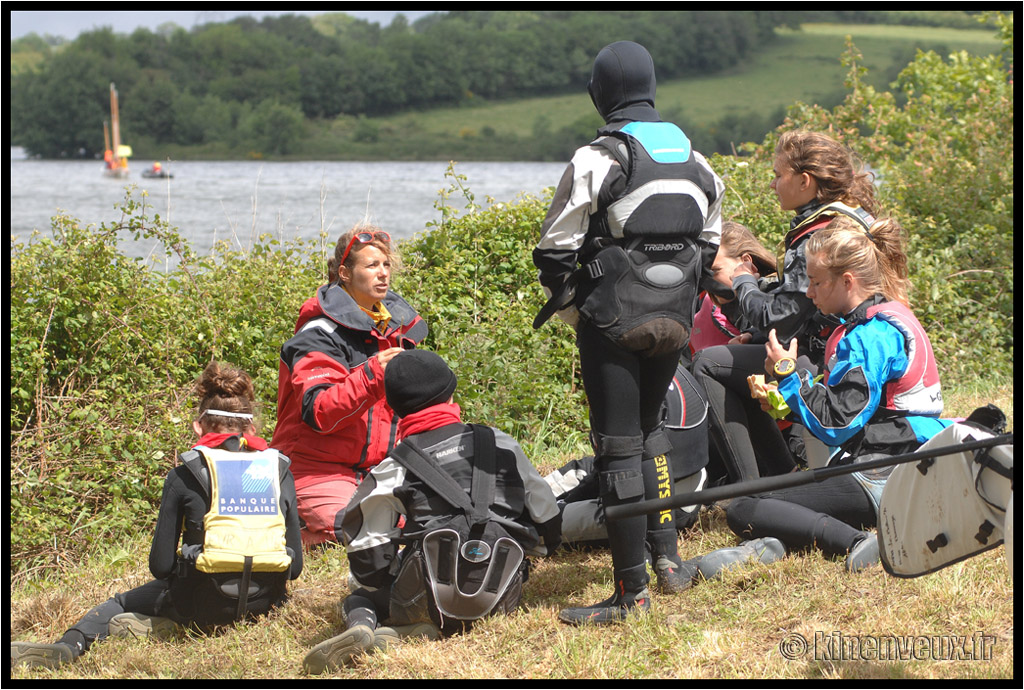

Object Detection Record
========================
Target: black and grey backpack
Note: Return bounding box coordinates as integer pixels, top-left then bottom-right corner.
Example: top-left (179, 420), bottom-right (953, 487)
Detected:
top-left (386, 425), bottom-right (528, 630)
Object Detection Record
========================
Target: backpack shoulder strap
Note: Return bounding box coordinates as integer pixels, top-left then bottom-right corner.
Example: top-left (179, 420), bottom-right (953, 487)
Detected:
top-left (391, 434), bottom-right (487, 523)
top-left (179, 449), bottom-right (210, 498)
top-left (593, 121), bottom-right (631, 158)
top-left (469, 424), bottom-right (497, 516)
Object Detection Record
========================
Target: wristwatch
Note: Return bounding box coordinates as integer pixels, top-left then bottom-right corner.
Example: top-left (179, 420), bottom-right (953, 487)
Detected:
top-left (773, 357), bottom-right (796, 378)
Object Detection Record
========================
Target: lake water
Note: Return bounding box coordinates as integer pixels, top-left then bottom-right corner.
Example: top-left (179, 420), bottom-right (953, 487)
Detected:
top-left (9, 148), bottom-right (565, 259)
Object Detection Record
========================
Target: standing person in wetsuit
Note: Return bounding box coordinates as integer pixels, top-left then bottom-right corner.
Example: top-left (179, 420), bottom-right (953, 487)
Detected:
top-left (690, 130), bottom-right (881, 484)
top-left (533, 41), bottom-right (724, 624)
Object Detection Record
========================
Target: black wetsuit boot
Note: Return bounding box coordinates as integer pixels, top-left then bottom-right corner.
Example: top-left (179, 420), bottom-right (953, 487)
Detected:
top-left (558, 563), bottom-right (651, 625)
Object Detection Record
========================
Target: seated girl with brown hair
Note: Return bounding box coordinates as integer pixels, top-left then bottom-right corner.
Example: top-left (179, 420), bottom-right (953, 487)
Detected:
top-left (11, 362), bottom-right (303, 670)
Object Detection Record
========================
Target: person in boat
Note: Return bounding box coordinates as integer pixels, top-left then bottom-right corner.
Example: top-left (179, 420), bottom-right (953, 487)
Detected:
top-left (271, 224), bottom-right (428, 548)
top-left (10, 362), bottom-right (303, 670)
top-left (143, 161), bottom-right (173, 178)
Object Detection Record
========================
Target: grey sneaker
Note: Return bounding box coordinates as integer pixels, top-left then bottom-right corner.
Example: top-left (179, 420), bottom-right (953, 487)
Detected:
top-left (303, 624), bottom-right (375, 675)
top-left (108, 612), bottom-right (181, 640)
top-left (10, 641), bottom-right (74, 669)
top-left (371, 622), bottom-right (441, 651)
top-left (845, 533), bottom-right (880, 573)
top-left (697, 537), bottom-right (786, 580)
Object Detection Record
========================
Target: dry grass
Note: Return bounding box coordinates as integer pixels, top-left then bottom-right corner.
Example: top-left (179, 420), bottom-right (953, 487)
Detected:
top-left (9, 504), bottom-right (1014, 680)
top-left (10, 379), bottom-right (1013, 679)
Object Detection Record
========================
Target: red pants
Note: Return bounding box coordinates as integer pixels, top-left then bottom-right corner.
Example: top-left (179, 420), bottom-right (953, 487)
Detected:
top-left (295, 476), bottom-right (361, 548)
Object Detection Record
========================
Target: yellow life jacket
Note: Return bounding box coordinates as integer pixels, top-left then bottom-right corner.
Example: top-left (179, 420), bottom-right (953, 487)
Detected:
top-left (184, 446), bottom-right (292, 574)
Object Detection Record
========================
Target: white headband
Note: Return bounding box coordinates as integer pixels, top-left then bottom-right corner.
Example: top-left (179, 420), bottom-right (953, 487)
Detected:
top-left (200, 409), bottom-right (254, 420)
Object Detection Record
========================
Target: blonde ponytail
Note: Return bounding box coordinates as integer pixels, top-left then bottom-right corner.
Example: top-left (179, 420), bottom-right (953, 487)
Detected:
top-left (806, 216), bottom-right (911, 306)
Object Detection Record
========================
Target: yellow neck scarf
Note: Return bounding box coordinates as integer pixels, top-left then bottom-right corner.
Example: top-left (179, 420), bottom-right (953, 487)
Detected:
top-left (344, 285), bottom-right (391, 333)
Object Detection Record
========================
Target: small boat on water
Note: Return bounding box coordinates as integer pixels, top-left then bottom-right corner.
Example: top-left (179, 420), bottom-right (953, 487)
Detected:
top-left (103, 82), bottom-right (132, 178)
top-left (142, 162), bottom-right (173, 179)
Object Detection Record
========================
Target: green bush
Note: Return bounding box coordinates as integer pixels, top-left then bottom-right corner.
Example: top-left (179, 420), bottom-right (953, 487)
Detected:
top-left (704, 15), bottom-right (1014, 378)
top-left (11, 203), bottom-right (192, 567)
top-left (9, 191), bottom-right (328, 571)
top-left (7, 171), bottom-right (590, 573)
top-left (394, 166), bottom-right (590, 456)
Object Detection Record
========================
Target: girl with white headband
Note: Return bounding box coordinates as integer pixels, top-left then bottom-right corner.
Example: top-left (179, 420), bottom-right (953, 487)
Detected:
top-left (11, 362), bottom-right (303, 670)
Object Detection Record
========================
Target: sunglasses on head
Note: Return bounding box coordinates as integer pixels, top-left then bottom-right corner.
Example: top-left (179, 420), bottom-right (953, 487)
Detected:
top-left (340, 231), bottom-right (391, 267)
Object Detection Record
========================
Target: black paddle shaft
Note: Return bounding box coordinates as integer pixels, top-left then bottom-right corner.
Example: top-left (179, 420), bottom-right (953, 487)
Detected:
top-left (603, 433), bottom-right (1014, 522)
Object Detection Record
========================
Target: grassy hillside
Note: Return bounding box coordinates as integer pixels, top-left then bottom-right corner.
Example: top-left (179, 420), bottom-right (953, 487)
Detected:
top-left (294, 23), bottom-right (1001, 161)
top-left (385, 23), bottom-right (999, 133)
top-left (655, 23), bottom-right (999, 128)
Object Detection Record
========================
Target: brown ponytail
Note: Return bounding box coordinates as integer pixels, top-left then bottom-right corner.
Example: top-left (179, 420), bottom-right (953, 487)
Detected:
top-left (194, 361), bottom-right (257, 434)
top-left (775, 130), bottom-right (880, 217)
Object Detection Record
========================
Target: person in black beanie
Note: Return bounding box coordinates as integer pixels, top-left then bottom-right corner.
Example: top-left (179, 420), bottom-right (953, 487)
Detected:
top-left (303, 350), bottom-right (561, 674)
top-left (383, 349), bottom-right (458, 418)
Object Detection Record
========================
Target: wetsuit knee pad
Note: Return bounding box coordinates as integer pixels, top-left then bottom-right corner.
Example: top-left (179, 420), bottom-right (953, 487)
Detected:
top-left (591, 433), bottom-right (645, 459)
top-left (592, 433), bottom-right (645, 503)
top-left (598, 469), bottom-right (645, 504)
top-left (642, 428), bottom-right (673, 460)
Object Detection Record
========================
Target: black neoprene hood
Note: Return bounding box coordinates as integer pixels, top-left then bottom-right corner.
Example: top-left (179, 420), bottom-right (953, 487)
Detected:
top-left (587, 41), bottom-right (660, 123)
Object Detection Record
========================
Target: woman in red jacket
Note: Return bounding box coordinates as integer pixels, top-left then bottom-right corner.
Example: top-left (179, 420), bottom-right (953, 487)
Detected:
top-left (271, 224), bottom-right (428, 547)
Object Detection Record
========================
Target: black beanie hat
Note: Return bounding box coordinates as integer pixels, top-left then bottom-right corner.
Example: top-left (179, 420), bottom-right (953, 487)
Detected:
top-left (385, 350), bottom-right (458, 417)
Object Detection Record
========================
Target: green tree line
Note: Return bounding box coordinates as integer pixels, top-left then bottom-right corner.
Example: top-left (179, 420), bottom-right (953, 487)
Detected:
top-left (10, 11), bottom-right (791, 158)
top-left (11, 10), bottom-right (997, 159)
